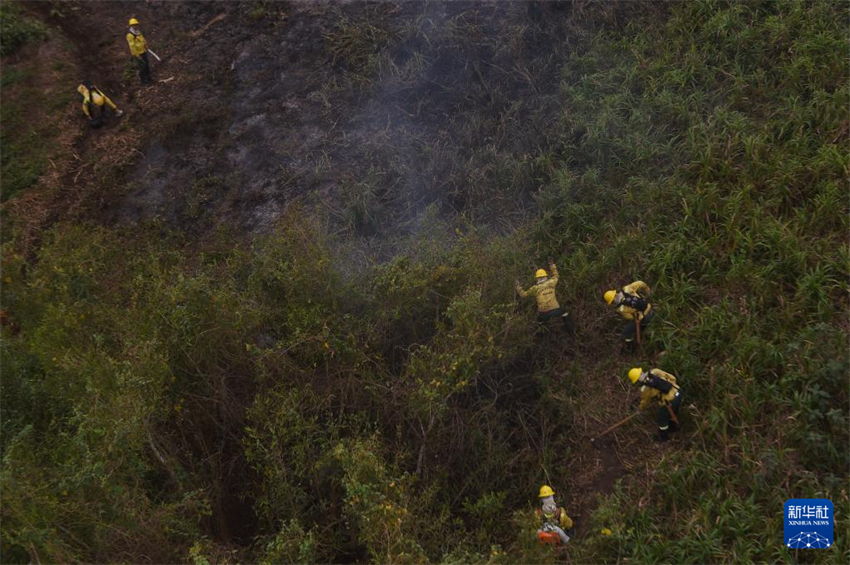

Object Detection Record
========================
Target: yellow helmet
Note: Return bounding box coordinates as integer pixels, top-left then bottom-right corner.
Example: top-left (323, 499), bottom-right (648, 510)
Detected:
top-left (128, 18), bottom-right (140, 26)
top-left (628, 368), bottom-right (643, 384)
top-left (535, 269), bottom-right (548, 278)
top-left (604, 290), bottom-right (617, 305)
top-left (538, 485), bottom-right (555, 498)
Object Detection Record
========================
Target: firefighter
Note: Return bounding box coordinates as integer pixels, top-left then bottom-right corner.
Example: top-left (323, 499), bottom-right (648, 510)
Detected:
top-left (604, 280), bottom-right (652, 349)
top-left (628, 367), bottom-right (682, 442)
top-left (126, 17), bottom-right (152, 85)
top-left (516, 258), bottom-right (575, 333)
top-left (77, 81), bottom-right (122, 128)
top-left (535, 485), bottom-right (574, 546)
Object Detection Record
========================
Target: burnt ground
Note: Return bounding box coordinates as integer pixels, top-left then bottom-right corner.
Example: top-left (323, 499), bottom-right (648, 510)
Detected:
top-left (11, 1), bottom-right (628, 255)
top-left (108, 1), bottom-right (569, 242)
top-left (3, 0), bottom-right (676, 554)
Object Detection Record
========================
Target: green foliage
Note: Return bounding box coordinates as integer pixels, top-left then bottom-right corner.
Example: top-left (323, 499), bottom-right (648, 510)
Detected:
top-left (340, 177), bottom-right (385, 235)
top-left (242, 386), bottom-right (341, 559)
top-left (2, 1), bottom-right (848, 563)
top-left (259, 518), bottom-right (317, 564)
top-left (0, 2), bottom-right (48, 56)
top-left (0, 6), bottom-right (75, 205)
top-left (405, 288), bottom-right (517, 416)
top-left (0, 87), bottom-right (48, 202)
top-left (535, 1), bottom-right (850, 562)
top-left (333, 437), bottom-right (426, 563)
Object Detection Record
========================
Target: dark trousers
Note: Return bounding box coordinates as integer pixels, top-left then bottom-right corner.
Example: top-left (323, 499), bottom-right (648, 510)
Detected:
top-left (136, 53), bottom-right (152, 85)
top-left (89, 103), bottom-right (104, 128)
top-left (88, 103), bottom-right (114, 128)
top-left (657, 390), bottom-right (683, 431)
top-left (622, 310), bottom-right (653, 343)
top-left (538, 307), bottom-right (576, 333)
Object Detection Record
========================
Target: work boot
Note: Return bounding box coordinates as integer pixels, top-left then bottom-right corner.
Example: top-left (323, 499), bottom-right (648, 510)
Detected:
top-left (655, 429), bottom-right (670, 442)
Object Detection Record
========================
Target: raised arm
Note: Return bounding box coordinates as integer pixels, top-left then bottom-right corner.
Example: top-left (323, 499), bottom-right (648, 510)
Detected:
top-left (515, 279), bottom-right (531, 298)
top-left (548, 258), bottom-right (559, 285)
top-left (624, 280), bottom-right (650, 296)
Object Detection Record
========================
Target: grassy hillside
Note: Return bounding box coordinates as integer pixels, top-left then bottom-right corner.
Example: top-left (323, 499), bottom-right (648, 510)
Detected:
top-left (1, 1), bottom-right (848, 563)
top-left (0, 1), bottom-right (76, 206)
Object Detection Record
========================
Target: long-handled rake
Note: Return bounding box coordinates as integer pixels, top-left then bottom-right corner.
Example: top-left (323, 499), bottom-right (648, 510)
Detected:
top-left (590, 411), bottom-right (643, 445)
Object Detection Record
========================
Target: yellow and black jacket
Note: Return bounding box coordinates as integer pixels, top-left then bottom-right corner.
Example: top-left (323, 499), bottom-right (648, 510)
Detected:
top-left (638, 369), bottom-right (679, 410)
top-left (536, 506), bottom-right (574, 530)
top-left (616, 280), bottom-right (651, 320)
top-left (77, 84), bottom-right (117, 118)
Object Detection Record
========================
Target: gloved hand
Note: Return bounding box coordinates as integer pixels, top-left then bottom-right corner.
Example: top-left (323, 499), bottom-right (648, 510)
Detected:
top-left (115, 109), bottom-right (124, 117)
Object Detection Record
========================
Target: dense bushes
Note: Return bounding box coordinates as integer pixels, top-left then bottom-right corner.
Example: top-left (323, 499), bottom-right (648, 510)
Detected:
top-left (2, 1), bottom-right (848, 563)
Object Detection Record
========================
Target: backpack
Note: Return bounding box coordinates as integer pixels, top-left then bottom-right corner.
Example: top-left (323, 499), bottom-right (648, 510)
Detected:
top-left (621, 292), bottom-right (648, 312)
top-left (646, 372), bottom-right (679, 394)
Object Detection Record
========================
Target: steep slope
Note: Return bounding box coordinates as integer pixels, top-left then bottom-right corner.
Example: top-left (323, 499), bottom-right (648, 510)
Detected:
top-left (1, 1), bottom-right (848, 564)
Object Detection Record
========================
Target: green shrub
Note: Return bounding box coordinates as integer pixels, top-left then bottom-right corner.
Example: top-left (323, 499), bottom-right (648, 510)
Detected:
top-left (2, 1), bottom-right (848, 562)
top-left (0, 2), bottom-right (48, 57)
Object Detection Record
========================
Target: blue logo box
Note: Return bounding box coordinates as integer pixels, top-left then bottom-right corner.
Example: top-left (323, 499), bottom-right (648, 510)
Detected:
top-left (784, 499), bottom-right (833, 549)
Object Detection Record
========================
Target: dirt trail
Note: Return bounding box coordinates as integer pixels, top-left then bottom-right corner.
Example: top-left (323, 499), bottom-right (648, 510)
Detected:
top-left (7, 1), bottom-right (190, 250)
top-left (546, 326), bottom-right (677, 544)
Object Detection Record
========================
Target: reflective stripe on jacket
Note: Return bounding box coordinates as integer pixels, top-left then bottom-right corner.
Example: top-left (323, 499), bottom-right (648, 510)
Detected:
top-left (536, 507), bottom-right (574, 530)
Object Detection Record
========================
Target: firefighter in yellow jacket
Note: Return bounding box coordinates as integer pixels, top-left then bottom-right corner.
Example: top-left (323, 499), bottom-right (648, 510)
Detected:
top-left (604, 280), bottom-right (652, 349)
top-left (629, 367), bottom-right (682, 442)
top-left (126, 17), bottom-right (152, 85)
top-left (535, 485), bottom-right (574, 546)
top-left (77, 81), bottom-right (122, 128)
top-left (516, 258), bottom-right (575, 333)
